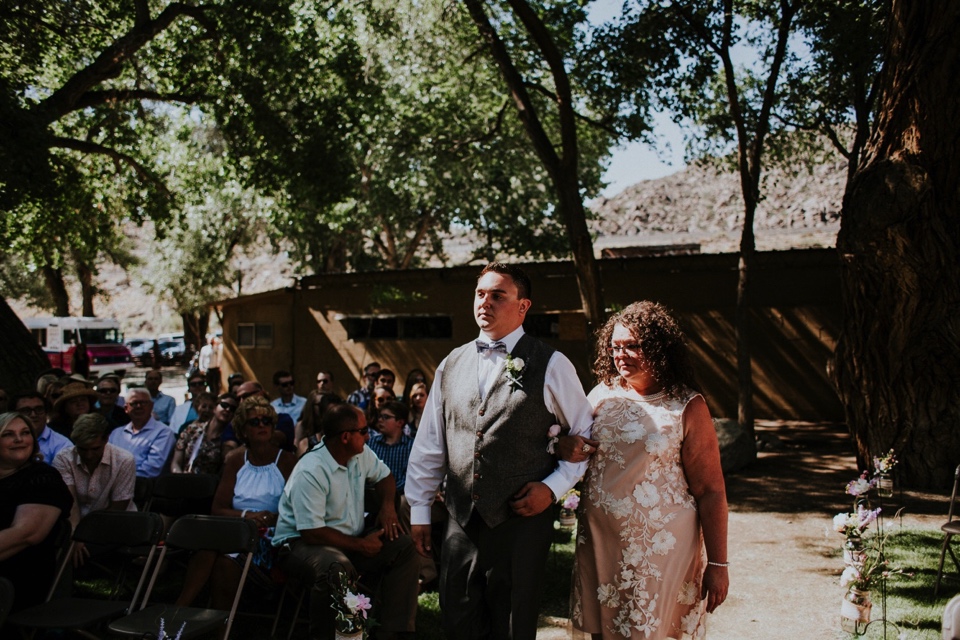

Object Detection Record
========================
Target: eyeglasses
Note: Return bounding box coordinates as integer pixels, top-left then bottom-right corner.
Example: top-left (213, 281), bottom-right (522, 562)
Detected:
top-left (98, 387), bottom-right (119, 394)
top-left (341, 427), bottom-right (370, 436)
top-left (607, 344), bottom-right (643, 357)
top-left (279, 381), bottom-right (295, 387)
top-left (378, 413), bottom-right (397, 421)
top-left (128, 400), bottom-right (150, 407)
top-left (18, 406), bottom-right (46, 415)
top-left (219, 402), bottom-right (238, 411)
top-left (188, 381), bottom-right (206, 387)
top-left (246, 417), bottom-right (275, 428)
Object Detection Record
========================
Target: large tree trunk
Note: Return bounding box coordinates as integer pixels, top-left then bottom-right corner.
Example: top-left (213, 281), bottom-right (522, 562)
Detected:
top-left (73, 253), bottom-right (96, 316)
top-left (834, 0), bottom-right (960, 489)
top-left (42, 265), bottom-right (70, 316)
top-left (180, 311), bottom-right (209, 357)
top-left (0, 296), bottom-right (51, 393)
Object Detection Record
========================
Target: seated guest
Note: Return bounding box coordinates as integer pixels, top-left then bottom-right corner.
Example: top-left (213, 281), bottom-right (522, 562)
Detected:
top-left (107, 388), bottom-right (176, 479)
top-left (48, 380), bottom-right (98, 437)
top-left (175, 396), bottom-right (296, 607)
top-left (0, 412), bottom-right (74, 612)
top-left (294, 391), bottom-right (343, 457)
top-left (405, 382), bottom-right (429, 437)
top-left (226, 372), bottom-right (244, 396)
top-left (170, 393), bottom-right (234, 475)
top-left (52, 413), bottom-right (136, 567)
top-left (274, 404), bottom-right (418, 640)
top-left (400, 368), bottom-right (427, 404)
top-left (169, 373), bottom-right (209, 433)
top-left (368, 401), bottom-right (414, 496)
top-left (95, 374), bottom-right (130, 431)
top-left (271, 370), bottom-right (306, 418)
top-left (366, 385), bottom-right (396, 431)
top-left (377, 368), bottom-right (397, 395)
top-left (176, 392), bottom-right (216, 435)
top-left (143, 369), bottom-right (176, 426)
top-left (222, 382), bottom-right (294, 457)
top-left (12, 392), bottom-right (71, 465)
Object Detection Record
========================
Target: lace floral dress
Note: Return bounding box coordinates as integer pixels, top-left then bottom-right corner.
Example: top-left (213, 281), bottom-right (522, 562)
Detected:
top-left (572, 384), bottom-right (706, 639)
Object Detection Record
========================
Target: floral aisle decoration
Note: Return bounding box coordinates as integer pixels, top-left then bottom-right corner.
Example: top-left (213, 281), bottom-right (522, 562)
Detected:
top-left (329, 565), bottom-right (376, 639)
top-left (559, 488), bottom-right (580, 528)
top-left (873, 449), bottom-right (898, 498)
top-left (154, 618), bottom-right (186, 640)
top-left (833, 453), bottom-right (909, 635)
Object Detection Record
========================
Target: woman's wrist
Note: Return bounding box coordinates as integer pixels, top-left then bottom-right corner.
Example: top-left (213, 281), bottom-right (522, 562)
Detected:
top-left (707, 560), bottom-right (729, 568)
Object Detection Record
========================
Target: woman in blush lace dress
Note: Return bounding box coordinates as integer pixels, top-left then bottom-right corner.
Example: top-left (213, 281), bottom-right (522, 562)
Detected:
top-left (564, 301), bottom-right (728, 640)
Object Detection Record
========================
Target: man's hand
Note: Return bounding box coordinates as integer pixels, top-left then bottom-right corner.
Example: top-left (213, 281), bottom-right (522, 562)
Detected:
top-left (377, 504), bottom-right (402, 541)
top-left (357, 529), bottom-right (384, 558)
top-left (510, 482), bottom-right (554, 517)
top-left (411, 524), bottom-right (433, 558)
top-left (72, 541), bottom-right (90, 568)
top-left (556, 435), bottom-right (600, 463)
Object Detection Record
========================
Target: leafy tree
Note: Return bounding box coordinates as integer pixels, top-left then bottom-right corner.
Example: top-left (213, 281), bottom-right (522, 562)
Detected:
top-left (834, 0), bottom-right (960, 489)
top-left (460, 0), bottom-right (609, 330)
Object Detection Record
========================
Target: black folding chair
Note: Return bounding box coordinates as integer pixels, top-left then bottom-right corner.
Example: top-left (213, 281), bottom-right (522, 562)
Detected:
top-left (108, 515), bottom-right (259, 640)
top-left (145, 472), bottom-right (221, 518)
top-left (936, 464), bottom-right (960, 595)
top-left (6, 510), bottom-right (164, 639)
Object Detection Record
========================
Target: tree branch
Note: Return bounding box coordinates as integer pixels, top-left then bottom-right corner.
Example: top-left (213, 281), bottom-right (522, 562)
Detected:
top-left (48, 136), bottom-right (171, 198)
top-left (35, 3), bottom-right (217, 123)
top-left (450, 99), bottom-right (510, 150)
top-left (73, 89), bottom-right (206, 112)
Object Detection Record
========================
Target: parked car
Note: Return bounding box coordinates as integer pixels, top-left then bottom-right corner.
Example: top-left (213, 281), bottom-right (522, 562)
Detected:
top-left (157, 338), bottom-right (187, 364)
top-left (124, 337), bottom-right (156, 365)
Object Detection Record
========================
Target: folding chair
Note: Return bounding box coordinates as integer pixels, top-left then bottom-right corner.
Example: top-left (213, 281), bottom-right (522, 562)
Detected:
top-left (6, 510), bottom-right (164, 639)
top-left (108, 515), bottom-right (259, 640)
top-left (145, 472), bottom-right (221, 518)
top-left (936, 464), bottom-right (960, 596)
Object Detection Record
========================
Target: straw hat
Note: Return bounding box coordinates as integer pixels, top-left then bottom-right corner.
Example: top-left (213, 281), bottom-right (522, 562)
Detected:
top-left (54, 380), bottom-right (100, 412)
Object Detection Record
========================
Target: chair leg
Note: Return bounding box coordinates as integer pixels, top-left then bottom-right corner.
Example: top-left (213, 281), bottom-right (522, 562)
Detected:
top-left (270, 584), bottom-right (288, 639)
top-left (936, 533), bottom-right (954, 596)
top-left (286, 587), bottom-right (306, 640)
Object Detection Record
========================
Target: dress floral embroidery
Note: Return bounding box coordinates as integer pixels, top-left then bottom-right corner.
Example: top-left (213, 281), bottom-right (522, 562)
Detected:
top-left (572, 385), bottom-right (706, 639)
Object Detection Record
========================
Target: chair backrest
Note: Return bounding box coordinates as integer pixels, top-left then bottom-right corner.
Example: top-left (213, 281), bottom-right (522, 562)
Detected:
top-left (948, 464), bottom-right (960, 523)
top-left (73, 510), bottom-right (165, 548)
top-left (145, 473), bottom-right (220, 517)
top-left (164, 514), bottom-right (259, 554)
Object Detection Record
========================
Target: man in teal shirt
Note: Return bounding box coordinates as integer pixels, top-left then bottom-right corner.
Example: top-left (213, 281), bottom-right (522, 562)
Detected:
top-left (274, 404), bottom-right (418, 640)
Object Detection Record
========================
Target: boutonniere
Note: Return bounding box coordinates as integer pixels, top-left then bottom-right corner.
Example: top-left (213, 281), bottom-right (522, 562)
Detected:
top-left (504, 354), bottom-right (525, 390)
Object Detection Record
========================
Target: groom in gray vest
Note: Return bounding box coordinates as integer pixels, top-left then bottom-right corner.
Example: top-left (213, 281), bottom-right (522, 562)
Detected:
top-left (406, 262), bottom-right (594, 640)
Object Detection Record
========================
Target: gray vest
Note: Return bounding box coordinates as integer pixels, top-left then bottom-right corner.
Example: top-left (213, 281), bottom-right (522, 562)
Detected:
top-left (441, 334), bottom-right (558, 528)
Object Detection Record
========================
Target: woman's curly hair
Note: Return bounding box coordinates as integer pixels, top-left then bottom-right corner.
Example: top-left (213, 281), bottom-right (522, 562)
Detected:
top-left (233, 395), bottom-right (277, 445)
top-left (591, 301), bottom-right (700, 397)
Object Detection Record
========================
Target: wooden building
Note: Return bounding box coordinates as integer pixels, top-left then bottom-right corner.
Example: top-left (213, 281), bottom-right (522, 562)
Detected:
top-left (214, 248), bottom-right (842, 421)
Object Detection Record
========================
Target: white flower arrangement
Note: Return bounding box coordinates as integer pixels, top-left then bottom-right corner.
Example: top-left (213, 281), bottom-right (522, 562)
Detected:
top-left (504, 354), bottom-right (525, 390)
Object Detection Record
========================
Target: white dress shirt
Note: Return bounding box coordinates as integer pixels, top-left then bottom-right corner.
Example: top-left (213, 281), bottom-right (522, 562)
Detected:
top-left (406, 326), bottom-right (594, 525)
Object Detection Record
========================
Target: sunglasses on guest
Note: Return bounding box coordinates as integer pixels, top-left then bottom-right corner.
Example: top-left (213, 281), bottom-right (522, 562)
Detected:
top-left (246, 417), bottom-right (275, 428)
top-left (219, 402), bottom-right (238, 412)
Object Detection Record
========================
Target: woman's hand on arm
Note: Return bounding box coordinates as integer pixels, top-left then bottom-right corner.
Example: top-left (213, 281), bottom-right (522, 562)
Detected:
top-left (680, 395), bottom-right (729, 613)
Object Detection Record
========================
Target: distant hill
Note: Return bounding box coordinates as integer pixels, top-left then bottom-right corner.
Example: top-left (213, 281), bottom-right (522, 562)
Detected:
top-left (10, 157), bottom-right (845, 335)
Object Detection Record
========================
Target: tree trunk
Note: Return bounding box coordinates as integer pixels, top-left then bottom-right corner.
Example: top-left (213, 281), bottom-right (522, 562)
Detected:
top-left (180, 311), bottom-right (209, 357)
top-left (74, 253), bottom-right (96, 316)
top-left (0, 296), bottom-right (51, 393)
top-left (42, 265), bottom-right (70, 316)
top-left (834, 0), bottom-right (960, 489)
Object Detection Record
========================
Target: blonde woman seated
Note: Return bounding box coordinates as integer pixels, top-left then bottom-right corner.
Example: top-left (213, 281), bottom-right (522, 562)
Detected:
top-left (175, 396), bottom-right (296, 607)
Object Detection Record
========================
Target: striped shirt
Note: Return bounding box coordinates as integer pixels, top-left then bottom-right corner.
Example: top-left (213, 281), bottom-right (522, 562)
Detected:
top-left (367, 432), bottom-right (414, 494)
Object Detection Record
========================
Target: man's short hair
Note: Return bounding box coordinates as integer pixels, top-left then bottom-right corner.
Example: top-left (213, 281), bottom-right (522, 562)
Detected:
top-left (479, 262), bottom-right (532, 300)
top-left (194, 392), bottom-right (216, 406)
top-left (97, 373), bottom-right (122, 387)
top-left (187, 371), bottom-right (206, 383)
top-left (363, 362), bottom-right (381, 374)
top-left (316, 370), bottom-right (334, 382)
top-left (381, 400), bottom-right (409, 424)
top-left (228, 372), bottom-right (244, 382)
top-left (126, 387), bottom-right (151, 402)
top-left (71, 413), bottom-right (109, 445)
top-left (273, 370), bottom-right (293, 385)
top-left (12, 391), bottom-right (50, 414)
top-left (377, 368), bottom-right (395, 381)
top-left (321, 404), bottom-right (361, 439)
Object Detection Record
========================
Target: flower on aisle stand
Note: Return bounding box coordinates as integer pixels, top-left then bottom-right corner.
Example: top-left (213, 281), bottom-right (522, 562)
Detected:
top-left (557, 487), bottom-right (580, 530)
top-left (845, 471), bottom-right (876, 497)
top-left (562, 489), bottom-right (580, 512)
top-left (504, 354), bottom-right (525, 390)
top-left (873, 449), bottom-right (898, 474)
top-left (329, 564), bottom-right (376, 638)
top-left (155, 618), bottom-right (186, 640)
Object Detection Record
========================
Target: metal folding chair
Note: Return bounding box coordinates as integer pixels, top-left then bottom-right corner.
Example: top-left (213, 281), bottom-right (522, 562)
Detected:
top-left (936, 464), bottom-right (960, 596)
top-left (6, 510), bottom-right (164, 639)
top-left (107, 515), bottom-right (259, 640)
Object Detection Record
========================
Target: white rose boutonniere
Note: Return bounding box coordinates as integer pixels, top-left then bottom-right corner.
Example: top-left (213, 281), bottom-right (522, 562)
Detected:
top-left (504, 354), bottom-right (525, 390)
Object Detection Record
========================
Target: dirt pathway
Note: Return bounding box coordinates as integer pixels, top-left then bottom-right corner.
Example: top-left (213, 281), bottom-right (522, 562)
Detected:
top-left (540, 421), bottom-right (947, 640)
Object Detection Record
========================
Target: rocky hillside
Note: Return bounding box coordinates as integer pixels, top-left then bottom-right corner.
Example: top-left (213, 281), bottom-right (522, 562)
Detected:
top-left (10, 157), bottom-right (845, 335)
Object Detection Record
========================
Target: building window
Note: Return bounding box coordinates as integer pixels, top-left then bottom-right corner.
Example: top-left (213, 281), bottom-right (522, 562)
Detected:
top-left (237, 323), bottom-right (274, 348)
top-left (343, 316), bottom-right (453, 340)
top-left (524, 313), bottom-right (560, 339)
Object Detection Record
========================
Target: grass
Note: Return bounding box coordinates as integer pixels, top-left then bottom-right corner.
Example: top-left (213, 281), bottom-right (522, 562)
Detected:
top-left (840, 526), bottom-right (958, 639)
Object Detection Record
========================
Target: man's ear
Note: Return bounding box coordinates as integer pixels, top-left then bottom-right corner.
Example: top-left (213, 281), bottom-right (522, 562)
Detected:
top-left (518, 298), bottom-right (532, 316)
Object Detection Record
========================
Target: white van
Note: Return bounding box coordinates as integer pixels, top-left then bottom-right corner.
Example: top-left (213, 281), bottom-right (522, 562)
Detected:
top-left (23, 316), bottom-right (135, 376)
